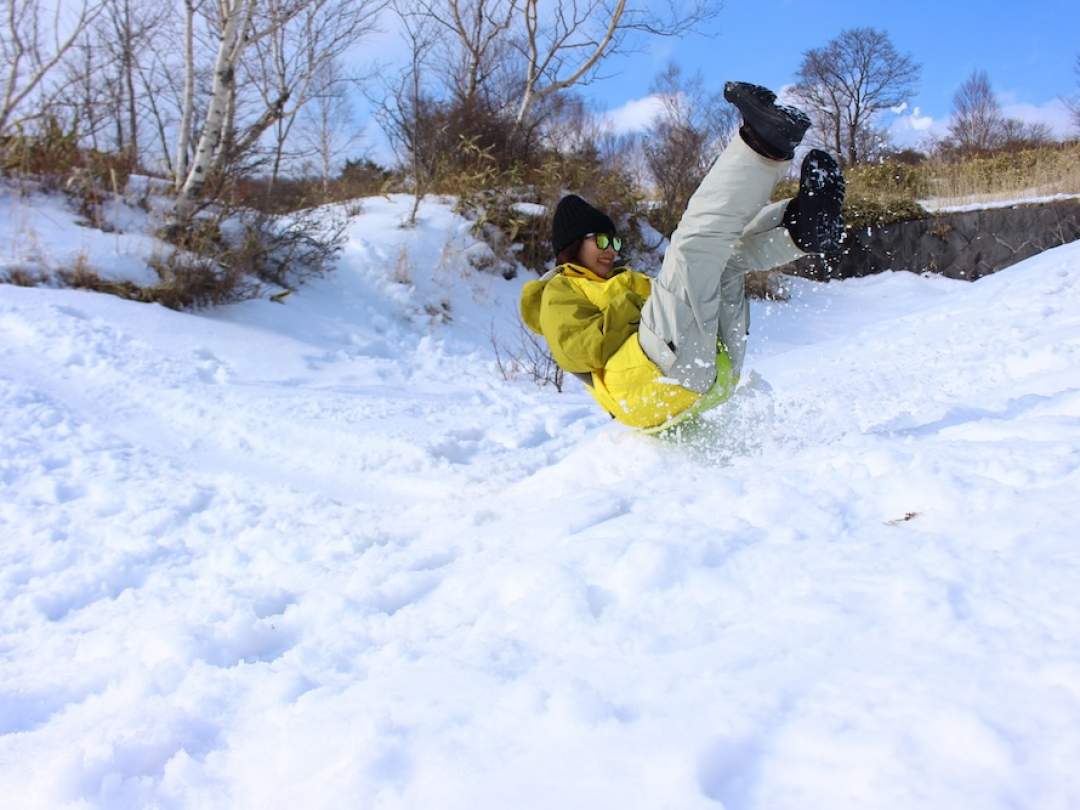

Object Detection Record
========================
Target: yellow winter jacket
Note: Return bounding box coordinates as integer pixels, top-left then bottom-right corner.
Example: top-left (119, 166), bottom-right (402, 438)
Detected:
top-left (519, 263), bottom-right (700, 428)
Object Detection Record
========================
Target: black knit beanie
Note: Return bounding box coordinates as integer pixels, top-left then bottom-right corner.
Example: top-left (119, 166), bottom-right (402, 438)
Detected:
top-left (551, 194), bottom-right (616, 256)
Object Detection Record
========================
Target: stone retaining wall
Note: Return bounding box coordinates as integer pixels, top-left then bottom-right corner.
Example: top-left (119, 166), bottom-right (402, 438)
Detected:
top-left (787, 199), bottom-right (1080, 281)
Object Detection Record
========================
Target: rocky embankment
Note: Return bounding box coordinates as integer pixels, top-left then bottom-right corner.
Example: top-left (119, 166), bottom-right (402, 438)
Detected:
top-left (789, 198), bottom-right (1080, 281)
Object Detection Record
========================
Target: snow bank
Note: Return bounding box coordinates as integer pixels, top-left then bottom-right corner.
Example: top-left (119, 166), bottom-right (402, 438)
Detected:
top-left (919, 191), bottom-right (1080, 213)
top-left (0, 184), bottom-right (163, 286)
top-left (3, 191), bottom-right (1080, 809)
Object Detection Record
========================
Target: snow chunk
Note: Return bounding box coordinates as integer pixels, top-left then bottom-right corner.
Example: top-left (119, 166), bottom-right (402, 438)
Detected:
top-left (510, 202), bottom-right (547, 217)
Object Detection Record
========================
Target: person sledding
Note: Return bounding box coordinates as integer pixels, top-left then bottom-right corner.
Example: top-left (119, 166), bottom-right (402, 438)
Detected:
top-left (519, 81), bottom-right (846, 431)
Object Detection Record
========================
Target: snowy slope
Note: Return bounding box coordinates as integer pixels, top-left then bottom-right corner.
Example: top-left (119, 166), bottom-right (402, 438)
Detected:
top-left (0, 183), bottom-right (164, 286)
top-left (3, 193), bottom-right (1080, 809)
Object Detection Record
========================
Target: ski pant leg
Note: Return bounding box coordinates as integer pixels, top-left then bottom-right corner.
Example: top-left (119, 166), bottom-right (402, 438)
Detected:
top-left (716, 199), bottom-right (806, 376)
top-left (638, 136), bottom-right (791, 393)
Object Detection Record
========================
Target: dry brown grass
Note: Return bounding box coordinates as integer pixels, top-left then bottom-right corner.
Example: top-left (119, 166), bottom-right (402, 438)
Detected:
top-left (2, 267), bottom-right (46, 286)
top-left (771, 141), bottom-right (1080, 227)
top-left (46, 250), bottom-right (254, 311)
top-left (491, 321), bottom-right (566, 392)
top-left (920, 142), bottom-right (1080, 208)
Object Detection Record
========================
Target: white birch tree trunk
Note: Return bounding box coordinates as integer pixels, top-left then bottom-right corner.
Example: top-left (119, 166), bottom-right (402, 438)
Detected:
top-left (210, 79), bottom-right (237, 169)
top-left (174, 0), bottom-right (198, 190)
top-left (174, 0), bottom-right (253, 219)
top-left (171, 0), bottom-right (309, 220)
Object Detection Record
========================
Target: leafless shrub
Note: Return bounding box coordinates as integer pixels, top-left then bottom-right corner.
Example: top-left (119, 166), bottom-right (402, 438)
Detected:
top-left (491, 321), bottom-right (564, 391)
top-left (143, 249), bottom-right (256, 309)
top-left (424, 299), bottom-right (452, 323)
top-left (2, 266), bottom-right (47, 286)
top-left (57, 251), bottom-right (156, 300)
top-left (643, 63), bottom-right (737, 237)
top-left (52, 250), bottom-right (240, 311)
top-left (942, 70), bottom-right (1055, 157)
top-left (744, 270), bottom-right (790, 301)
top-left (230, 207), bottom-right (347, 290)
top-left (151, 202), bottom-right (345, 306)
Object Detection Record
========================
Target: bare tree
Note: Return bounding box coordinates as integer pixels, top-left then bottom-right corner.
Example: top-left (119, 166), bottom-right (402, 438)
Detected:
top-left (1068, 54), bottom-right (1080, 132)
top-left (247, 0), bottom-right (383, 189)
top-left (371, 0), bottom-right (718, 180)
top-left (998, 117), bottom-right (1052, 151)
top-left (406, 0), bottom-right (515, 111)
top-left (790, 27), bottom-right (920, 166)
top-left (371, 5), bottom-right (442, 226)
top-left (947, 70), bottom-right (1001, 155)
top-left (0, 0), bottom-right (104, 136)
top-left (643, 62), bottom-right (736, 237)
top-left (172, 0), bottom-right (311, 220)
top-left (173, 0), bottom-right (201, 186)
top-left (133, 34), bottom-right (184, 175)
top-left (93, 0), bottom-right (171, 165)
top-left (511, 0), bottom-right (719, 137)
top-left (396, 0), bottom-right (531, 166)
top-left (941, 70), bottom-right (1055, 157)
top-left (54, 32), bottom-right (107, 149)
top-left (45, 0), bottom-right (183, 171)
top-left (296, 58), bottom-right (364, 190)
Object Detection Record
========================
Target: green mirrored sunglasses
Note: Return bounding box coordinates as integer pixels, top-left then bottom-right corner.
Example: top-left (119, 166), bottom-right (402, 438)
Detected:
top-left (586, 232), bottom-right (621, 252)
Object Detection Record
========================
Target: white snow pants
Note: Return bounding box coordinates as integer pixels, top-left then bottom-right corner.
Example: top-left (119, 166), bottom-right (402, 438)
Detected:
top-left (638, 135), bottom-right (804, 393)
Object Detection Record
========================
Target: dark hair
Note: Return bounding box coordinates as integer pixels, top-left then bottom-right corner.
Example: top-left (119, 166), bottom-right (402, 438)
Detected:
top-left (556, 238), bottom-right (582, 267)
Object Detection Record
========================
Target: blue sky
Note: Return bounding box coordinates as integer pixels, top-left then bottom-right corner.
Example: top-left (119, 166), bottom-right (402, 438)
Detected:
top-left (589, 0), bottom-right (1079, 146)
top-left (356, 0), bottom-right (1079, 161)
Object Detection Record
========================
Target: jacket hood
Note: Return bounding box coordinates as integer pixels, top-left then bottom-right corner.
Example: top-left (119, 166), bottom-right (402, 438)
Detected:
top-left (519, 273), bottom-right (552, 334)
top-left (519, 264), bottom-right (626, 334)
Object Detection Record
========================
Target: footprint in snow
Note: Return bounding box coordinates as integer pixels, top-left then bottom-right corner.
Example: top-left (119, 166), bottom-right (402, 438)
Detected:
top-left (371, 571), bottom-right (442, 615)
top-left (428, 428), bottom-right (485, 464)
top-left (52, 305), bottom-right (88, 321)
top-left (585, 584), bottom-right (614, 619)
top-left (34, 563), bottom-right (149, 622)
top-left (196, 616), bottom-right (299, 668)
top-left (192, 347), bottom-right (232, 384)
top-left (406, 549), bottom-right (457, 572)
top-left (252, 590), bottom-right (296, 619)
top-left (697, 735), bottom-right (763, 806)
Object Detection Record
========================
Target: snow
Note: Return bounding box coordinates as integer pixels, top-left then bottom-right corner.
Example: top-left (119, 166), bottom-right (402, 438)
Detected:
top-left (510, 201), bottom-right (547, 217)
top-left (0, 184), bottom-right (163, 286)
top-left (3, 189), bottom-right (1080, 809)
top-left (919, 191), bottom-right (1080, 213)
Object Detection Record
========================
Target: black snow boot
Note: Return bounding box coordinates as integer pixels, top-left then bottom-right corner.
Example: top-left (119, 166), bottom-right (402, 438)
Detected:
top-left (783, 149), bottom-right (846, 254)
top-left (724, 81), bottom-right (811, 161)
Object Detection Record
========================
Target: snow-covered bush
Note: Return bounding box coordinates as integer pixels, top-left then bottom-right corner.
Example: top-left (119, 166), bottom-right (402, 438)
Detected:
top-left (153, 206), bottom-right (347, 308)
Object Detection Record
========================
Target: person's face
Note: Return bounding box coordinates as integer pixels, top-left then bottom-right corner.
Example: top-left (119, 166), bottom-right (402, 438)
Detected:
top-left (577, 233), bottom-right (618, 278)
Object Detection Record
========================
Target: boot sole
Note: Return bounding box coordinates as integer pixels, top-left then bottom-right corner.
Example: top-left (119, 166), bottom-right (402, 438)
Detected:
top-left (723, 81), bottom-right (811, 153)
top-left (799, 150), bottom-right (845, 253)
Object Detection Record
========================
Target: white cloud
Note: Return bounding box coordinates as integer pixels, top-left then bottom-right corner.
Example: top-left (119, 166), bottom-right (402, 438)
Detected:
top-left (887, 105), bottom-right (945, 149)
top-left (908, 107), bottom-right (935, 131)
top-left (600, 95), bottom-right (667, 133)
top-left (999, 97), bottom-right (1075, 138)
top-left (881, 94), bottom-right (1078, 153)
